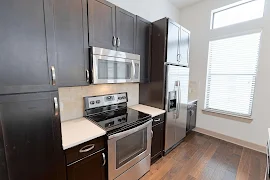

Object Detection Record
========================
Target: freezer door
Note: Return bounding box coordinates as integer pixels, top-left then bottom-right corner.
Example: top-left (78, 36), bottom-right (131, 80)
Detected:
top-left (164, 65), bottom-right (189, 152)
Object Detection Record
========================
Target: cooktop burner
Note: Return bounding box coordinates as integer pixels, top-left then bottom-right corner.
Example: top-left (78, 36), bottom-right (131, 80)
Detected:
top-left (84, 93), bottom-right (151, 134)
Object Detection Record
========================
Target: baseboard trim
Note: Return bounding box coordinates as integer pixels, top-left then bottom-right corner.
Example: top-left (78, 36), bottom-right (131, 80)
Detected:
top-left (194, 127), bottom-right (266, 154)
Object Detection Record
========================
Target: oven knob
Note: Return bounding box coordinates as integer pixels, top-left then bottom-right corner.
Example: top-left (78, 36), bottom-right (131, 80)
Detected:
top-left (122, 96), bottom-right (126, 99)
top-left (90, 101), bottom-right (95, 105)
top-left (96, 100), bottom-right (101, 104)
top-left (118, 119), bottom-right (122, 122)
top-left (118, 97), bottom-right (122, 100)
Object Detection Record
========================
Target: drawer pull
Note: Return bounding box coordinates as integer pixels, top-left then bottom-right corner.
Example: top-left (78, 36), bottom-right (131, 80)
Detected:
top-left (154, 118), bottom-right (161, 122)
top-left (79, 144), bottom-right (95, 153)
top-left (102, 153), bottom-right (106, 166)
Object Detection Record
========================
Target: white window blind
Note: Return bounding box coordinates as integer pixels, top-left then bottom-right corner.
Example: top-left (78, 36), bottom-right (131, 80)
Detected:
top-left (205, 32), bottom-right (261, 117)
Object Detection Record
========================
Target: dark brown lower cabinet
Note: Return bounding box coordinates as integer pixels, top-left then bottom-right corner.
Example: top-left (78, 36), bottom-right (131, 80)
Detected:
top-left (67, 149), bottom-right (106, 180)
top-left (0, 92), bottom-right (66, 180)
top-left (151, 122), bottom-right (164, 164)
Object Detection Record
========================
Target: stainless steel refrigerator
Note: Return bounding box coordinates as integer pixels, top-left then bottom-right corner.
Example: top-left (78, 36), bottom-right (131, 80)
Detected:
top-left (164, 65), bottom-right (189, 152)
top-left (139, 17), bottom-right (190, 154)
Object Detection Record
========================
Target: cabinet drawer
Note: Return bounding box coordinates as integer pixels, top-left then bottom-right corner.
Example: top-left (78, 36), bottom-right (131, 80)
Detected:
top-left (152, 114), bottom-right (165, 127)
top-left (65, 136), bottom-right (105, 165)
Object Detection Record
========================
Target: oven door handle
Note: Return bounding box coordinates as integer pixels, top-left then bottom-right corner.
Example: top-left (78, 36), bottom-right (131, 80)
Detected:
top-left (108, 119), bottom-right (153, 140)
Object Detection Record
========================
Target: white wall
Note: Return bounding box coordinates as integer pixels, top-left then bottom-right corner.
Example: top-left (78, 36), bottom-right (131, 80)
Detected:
top-left (178, 0), bottom-right (270, 146)
top-left (107, 0), bottom-right (181, 23)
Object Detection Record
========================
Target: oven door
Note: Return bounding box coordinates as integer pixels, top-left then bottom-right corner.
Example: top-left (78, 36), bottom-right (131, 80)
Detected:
top-left (92, 55), bottom-right (140, 84)
top-left (108, 120), bottom-right (152, 180)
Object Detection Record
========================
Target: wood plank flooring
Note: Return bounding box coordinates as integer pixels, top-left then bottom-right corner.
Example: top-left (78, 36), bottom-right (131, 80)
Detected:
top-left (141, 132), bottom-right (267, 180)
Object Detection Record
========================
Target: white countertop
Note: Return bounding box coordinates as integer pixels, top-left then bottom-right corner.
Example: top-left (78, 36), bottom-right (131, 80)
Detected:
top-left (61, 118), bottom-right (106, 150)
top-left (129, 104), bottom-right (166, 117)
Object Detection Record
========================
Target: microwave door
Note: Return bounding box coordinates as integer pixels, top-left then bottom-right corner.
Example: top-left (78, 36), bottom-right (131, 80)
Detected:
top-left (92, 55), bottom-right (133, 84)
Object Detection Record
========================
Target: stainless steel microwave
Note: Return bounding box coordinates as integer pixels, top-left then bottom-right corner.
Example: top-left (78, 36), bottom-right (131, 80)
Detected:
top-left (90, 47), bottom-right (140, 84)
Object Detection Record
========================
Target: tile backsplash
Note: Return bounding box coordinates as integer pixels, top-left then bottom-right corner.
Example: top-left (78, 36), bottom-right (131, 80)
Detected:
top-left (59, 83), bottom-right (139, 122)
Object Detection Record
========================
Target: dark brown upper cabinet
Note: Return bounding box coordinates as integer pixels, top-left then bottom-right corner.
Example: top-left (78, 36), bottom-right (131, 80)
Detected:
top-left (0, 0), bottom-right (57, 95)
top-left (136, 16), bottom-right (152, 83)
top-left (88, 0), bottom-right (136, 54)
top-left (116, 7), bottom-right (136, 54)
top-left (0, 92), bottom-right (66, 180)
top-left (167, 19), bottom-right (181, 65)
top-left (167, 19), bottom-right (190, 67)
top-left (54, 0), bottom-right (90, 87)
top-left (88, 0), bottom-right (116, 50)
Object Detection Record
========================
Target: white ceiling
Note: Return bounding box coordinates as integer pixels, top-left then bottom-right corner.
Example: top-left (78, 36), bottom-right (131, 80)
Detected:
top-left (168, 0), bottom-right (203, 9)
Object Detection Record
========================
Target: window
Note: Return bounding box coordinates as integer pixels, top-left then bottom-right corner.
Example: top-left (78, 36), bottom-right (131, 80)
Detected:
top-left (211, 0), bottom-right (265, 29)
top-left (205, 32), bottom-right (261, 117)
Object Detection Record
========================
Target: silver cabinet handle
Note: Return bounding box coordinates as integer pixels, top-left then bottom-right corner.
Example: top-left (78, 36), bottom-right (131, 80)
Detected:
top-left (86, 70), bottom-right (90, 83)
top-left (151, 130), bottom-right (153, 138)
top-left (51, 66), bottom-right (56, 85)
top-left (113, 36), bottom-right (117, 47)
top-left (177, 54), bottom-right (180, 62)
top-left (154, 118), bottom-right (161, 122)
top-left (117, 37), bottom-right (120, 47)
top-left (53, 97), bottom-right (59, 117)
top-left (79, 144), bottom-right (95, 153)
top-left (102, 153), bottom-right (106, 166)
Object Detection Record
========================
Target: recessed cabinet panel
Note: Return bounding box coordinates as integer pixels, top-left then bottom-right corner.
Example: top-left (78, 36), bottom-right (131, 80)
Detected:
top-left (167, 20), bottom-right (180, 65)
top-left (136, 16), bottom-right (151, 83)
top-left (54, 0), bottom-right (89, 87)
top-left (179, 27), bottom-right (190, 67)
top-left (0, 0), bottom-right (57, 95)
top-left (88, 0), bottom-right (116, 50)
top-left (0, 92), bottom-right (66, 180)
top-left (116, 7), bottom-right (136, 54)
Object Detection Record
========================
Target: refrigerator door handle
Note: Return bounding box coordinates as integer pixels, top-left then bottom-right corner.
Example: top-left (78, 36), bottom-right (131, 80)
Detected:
top-left (177, 80), bottom-right (181, 118)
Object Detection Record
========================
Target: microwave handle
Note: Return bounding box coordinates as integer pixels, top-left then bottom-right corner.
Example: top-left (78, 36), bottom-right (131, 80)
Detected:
top-left (108, 119), bottom-right (152, 140)
top-left (132, 61), bottom-right (136, 80)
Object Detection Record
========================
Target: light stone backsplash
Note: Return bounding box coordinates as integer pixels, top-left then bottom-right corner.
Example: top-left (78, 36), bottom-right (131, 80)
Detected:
top-left (59, 83), bottom-right (139, 122)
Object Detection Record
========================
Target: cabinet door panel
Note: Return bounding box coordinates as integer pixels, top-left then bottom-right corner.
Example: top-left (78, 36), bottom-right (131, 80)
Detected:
top-left (179, 27), bottom-right (190, 67)
top-left (67, 150), bottom-right (106, 180)
top-left (54, 0), bottom-right (89, 87)
top-left (0, 122), bottom-right (8, 180)
top-left (88, 0), bottom-right (116, 50)
top-left (151, 123), bottom-right (164, 159)
top-left (0, 0), bottom-right (57, 95)
top-left (136, 16), bottom-right (151, 83)
top-left (167, 20), bottom-right (180, 65)
top-left (0, 92), bottom-right (66, 180)
top-left (116, 7), bottom-right (136, 54)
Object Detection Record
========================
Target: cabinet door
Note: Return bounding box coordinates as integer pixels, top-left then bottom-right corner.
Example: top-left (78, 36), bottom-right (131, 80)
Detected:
top-left (167, 20), bottom-right (180, 65)
top-left (136, 16), bottom-right (152, 83)
top-left (151, 123), bottom-right (164, 160)
top-left (54, 0), bottom-right (89, 87)
top-left (190, 106), bottom-right (197, 130)
top-left (0, 124), bottom-right (8, 180)
top-left (186, 108), bottom-right (191, 132)
top-left (116, 7), bottom-right (136, 54)
top-left (67, 150), bottom-right (106, 180)
top-left (0, 0), bottom-right (57, 95)
top-left (179, 27), bottom-right (190, 67)
top-left (88, 0), bottom-right (116, 50)
top-left (0, 92), bottom-right (66, 180)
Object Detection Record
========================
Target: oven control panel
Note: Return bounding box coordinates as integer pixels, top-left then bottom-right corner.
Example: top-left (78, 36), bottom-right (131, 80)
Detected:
top-left (84, 93), bottom-right (128, 109)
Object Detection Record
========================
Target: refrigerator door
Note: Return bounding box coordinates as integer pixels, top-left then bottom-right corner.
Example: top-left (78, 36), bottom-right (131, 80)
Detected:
top-left (164, 65), bottom-right (189, 152)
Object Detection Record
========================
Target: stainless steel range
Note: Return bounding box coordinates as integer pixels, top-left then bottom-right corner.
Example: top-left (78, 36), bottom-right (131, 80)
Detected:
top-left (84, 93), bottom-right (152, 180)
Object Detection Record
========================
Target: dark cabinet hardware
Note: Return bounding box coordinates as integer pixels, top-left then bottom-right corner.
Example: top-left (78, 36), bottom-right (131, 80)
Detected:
top-left (154, 118), bottom-right (161, 122)
top-left (117, 37), bottom-right (121, 47)
top-left (102, 153), bottom-right (106, 166)
top-left (51, 66), bottom-right (56, 86)
top-left (54, 97), bottom-right (59, 117)
top-left (113, 36), bottom-right (117, 46)
top-left (86, 70), bottom-right (90, 83)
top-left (79, 144), bottom-right (95, 153)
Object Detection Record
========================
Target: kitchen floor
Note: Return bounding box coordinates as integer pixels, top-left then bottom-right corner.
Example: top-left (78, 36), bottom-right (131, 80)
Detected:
top-left (141, 132), bottom-right (266, 180)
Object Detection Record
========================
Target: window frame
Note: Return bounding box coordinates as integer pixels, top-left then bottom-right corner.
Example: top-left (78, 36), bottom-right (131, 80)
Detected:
top-left (210, 0), bottom-right (265, 30)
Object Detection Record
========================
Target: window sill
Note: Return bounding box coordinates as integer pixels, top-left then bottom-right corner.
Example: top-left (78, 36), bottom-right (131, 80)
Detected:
top-left (202, 109), bottom-right (253, 121)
